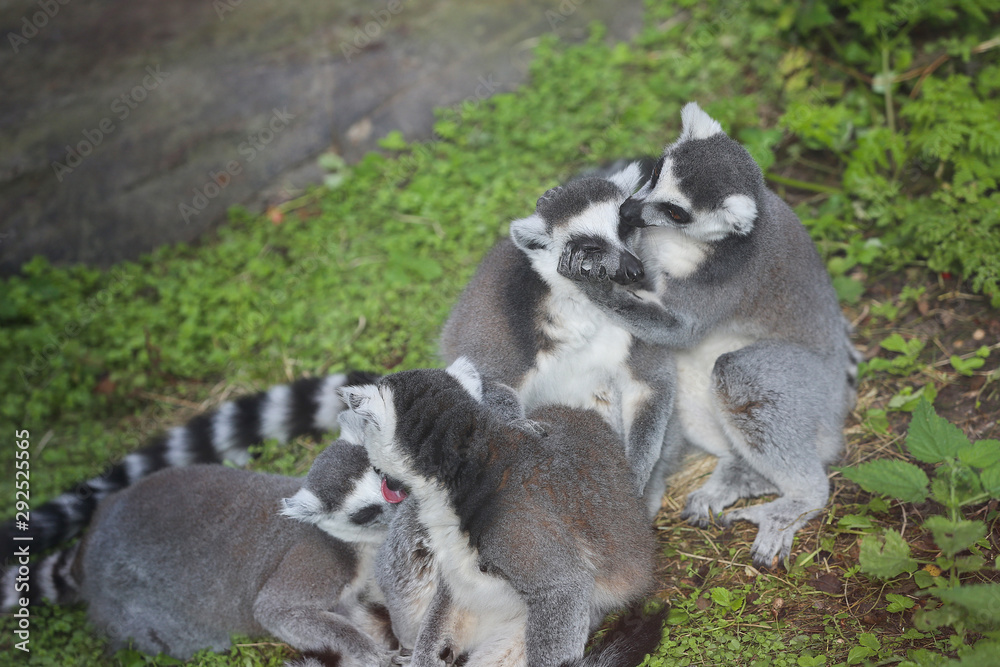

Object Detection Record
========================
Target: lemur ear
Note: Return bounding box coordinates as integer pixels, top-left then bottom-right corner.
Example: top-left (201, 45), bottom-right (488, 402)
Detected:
top-left (509, 215), bottom-right (550, 253)
top-left (446, 357), bottom-right (484, 402)
top-left (337, 385), bottom-right (383, 444)
top-left (606, 162), bottom-right (643, 196)
top-left (678, 102), bottom-right (724, 142)
top-left (280, 488), bottom-right (324, 523)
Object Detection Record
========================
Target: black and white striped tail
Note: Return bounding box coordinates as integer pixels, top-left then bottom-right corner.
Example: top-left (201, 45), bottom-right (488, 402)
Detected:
top-left (1, 542), bottom-right (80, 610)
top-left (0, 370), bottom-right (380, 563)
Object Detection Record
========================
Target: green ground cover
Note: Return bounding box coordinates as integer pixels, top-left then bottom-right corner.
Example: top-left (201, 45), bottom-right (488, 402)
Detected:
top-left (2, 0), bottom-right (999, 664)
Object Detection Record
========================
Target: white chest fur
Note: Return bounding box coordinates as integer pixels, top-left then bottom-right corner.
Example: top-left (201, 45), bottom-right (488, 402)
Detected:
top-left (640, 226), bottom-right (710, 280)
top-left (674, 331), bottom-right (755, 457)
top-left (518, 286), bottom-right (649, 438)
top-left (414, 480), bottom-right (526, 629)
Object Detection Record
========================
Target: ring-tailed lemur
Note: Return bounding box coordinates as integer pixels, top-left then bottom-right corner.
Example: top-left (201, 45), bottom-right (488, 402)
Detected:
top-left (1, 439), bottom-right (401, 666)
top-left (1, 168), bottom-right (676, 565)
top-left (0, 370), bottom-right (379, 562)
top-left (558, 102), bottom-right (862, 567)
top-left (440, 168), bottom-right (676, 498)
top-left (341, 358), bottom-right (661, 667)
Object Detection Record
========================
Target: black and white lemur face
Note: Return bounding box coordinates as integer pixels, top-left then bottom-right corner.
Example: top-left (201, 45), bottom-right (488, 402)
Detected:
top-left (510, 163), bottom-right (648, 285)
top-left (619, 102), bottom-right (761, 244)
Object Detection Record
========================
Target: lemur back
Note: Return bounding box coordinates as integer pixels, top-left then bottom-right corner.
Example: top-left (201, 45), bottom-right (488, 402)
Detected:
top-left (2, 440), bottom-right (400, 666)
top-left (561, 102), bottom-right (861, 567)
top-left (343, 359), bottom-right (658, 667)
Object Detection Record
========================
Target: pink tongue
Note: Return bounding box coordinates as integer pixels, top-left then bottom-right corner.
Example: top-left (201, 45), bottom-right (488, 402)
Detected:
top-left (381, 478), bottom-right (407, 504)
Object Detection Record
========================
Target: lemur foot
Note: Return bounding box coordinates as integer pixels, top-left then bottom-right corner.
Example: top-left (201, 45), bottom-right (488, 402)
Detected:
top-left (724, 500), bottom-right (822, 569)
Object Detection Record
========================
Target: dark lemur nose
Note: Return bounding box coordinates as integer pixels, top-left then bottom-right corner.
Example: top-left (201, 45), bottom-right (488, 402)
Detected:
top-left (618, 198), bottom-right (647, 228)
top-left (613, 250), bottom-right (644, 285)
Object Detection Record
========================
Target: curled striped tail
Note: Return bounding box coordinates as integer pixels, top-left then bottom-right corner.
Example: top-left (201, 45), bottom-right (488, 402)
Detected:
top-left (1, 370), bottom-right (380, 563)
top-left (1, 542), bottom-right (81, 611)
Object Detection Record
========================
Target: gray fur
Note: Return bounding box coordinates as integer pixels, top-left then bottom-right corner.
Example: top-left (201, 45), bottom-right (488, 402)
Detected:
top-left (5, 441), bottom-right (399, 665)
top-left (559, 102), bottom-right (861, 567)
top-left (440, 170), bottom-right (677, 498)
top-left (347, 361), bottom-right (656, 667)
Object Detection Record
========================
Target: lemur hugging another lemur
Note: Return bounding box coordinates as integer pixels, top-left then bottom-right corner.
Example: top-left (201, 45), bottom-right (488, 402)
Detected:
top-left (2, 103), bottom-right (858, 662)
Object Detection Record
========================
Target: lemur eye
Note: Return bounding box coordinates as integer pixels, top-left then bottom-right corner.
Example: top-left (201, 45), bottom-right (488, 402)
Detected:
top-left (657, 202), bottom-right (690, 225)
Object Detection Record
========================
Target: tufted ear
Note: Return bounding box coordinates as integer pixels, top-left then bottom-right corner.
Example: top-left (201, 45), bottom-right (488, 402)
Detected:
top-left (280, 488), bottom-right (324, 523)
top-left (606, 161), bottom-right (644, 196)
top-left (446, 357), bottom-right (484, 402)
top-left (678, 102), bottom-right (724, 142)
top-left (509, 214), bottom-right (551, 253)
top-left (336, 385), bottom-right (384, 445)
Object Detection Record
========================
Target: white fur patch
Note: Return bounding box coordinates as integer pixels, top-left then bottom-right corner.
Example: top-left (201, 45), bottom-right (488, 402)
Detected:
top-left (446, 357), bottom-right (484, 402)
top-left (640, 226), bottom-right (710, 279)
top-left (261, 385), bottom-right (292, 442)
top-left (336, 384), bottom-right (386, 445)
top-left (164, 427), bottom-right (191, 467)
top-left (281, 487), bottom-right (325, 522)
top-left (509, 214), bottom-right (550, 254)
top-left (123, 453), bottom-right (149, 483)
top-left (674, 331), bottom-right (754, 458)
top-left (606, 161), bottom-right (644, 196)
top-left (212, 402), bottom-right (249, 465)
top-left (698, 193), bottom-right (757, 240)
top-left (314, 374), bottom-right (348, 432)
top-left (679, 102), bottom-right (724, 142)
top-left (412, 478), bottom-right (526, 626)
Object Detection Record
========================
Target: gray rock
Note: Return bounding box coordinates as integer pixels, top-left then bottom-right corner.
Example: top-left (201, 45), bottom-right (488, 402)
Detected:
top-left (0, 0), bottom-right (643, 274)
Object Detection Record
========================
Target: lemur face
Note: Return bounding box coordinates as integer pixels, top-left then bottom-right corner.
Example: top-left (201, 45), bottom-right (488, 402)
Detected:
top-left (510, 164), bottom-right (647, 285)
top-left (619, 102), bottom-right (762, 244)
top-left (281, 439), bottom-right (402, 544)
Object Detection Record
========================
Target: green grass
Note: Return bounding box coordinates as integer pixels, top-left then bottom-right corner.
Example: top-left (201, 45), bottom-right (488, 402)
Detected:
top-left (2, 0), bottom-right (999, 665)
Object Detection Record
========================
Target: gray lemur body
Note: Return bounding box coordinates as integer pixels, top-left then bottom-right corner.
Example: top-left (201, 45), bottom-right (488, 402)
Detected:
top-left (560, 103), bottom-right (861, 566)
top-left (2, 440), bottom-right (400, 666)
top-left (440, 169), bottom-right (676, 498)
top-left (341, 358), bottom-right (659, 667)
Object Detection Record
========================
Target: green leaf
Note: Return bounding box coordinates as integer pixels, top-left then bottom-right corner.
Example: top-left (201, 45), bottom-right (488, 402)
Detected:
top-left (837, 514), bottom-right (875, 530)
top-left (859, 530), bottom-right (919, 579)
top-left (925, 516), bottom-right (987, 558)
top-left (907, 400), bottom-right (971, 463)
top-left (981, 462), bottom-right (1000, 496)
top-left (832, 275), bottom-right (865, 303)
top-left (858, 633), bottom-right (880, 651)
top-left (960, 440), bottom-right (1000, 469)
top-left (847, 645), bottom-right (874, 665)
top-left (710, 587), bottom-right (731, 608)
top-left (839, 459), bottom-right (929, 503)
top-left (935, 583), bottom-right (1000, 629)
top-left (886, 593), bottom-right (916, 613)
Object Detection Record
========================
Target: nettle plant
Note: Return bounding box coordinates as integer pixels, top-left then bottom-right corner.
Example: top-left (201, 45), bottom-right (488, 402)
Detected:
top-left (839, 400), bottom-right (1000, 660)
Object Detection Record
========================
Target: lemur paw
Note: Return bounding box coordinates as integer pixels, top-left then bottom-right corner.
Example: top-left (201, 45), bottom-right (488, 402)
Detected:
top-left (557, 241), bottom-right (613, 283)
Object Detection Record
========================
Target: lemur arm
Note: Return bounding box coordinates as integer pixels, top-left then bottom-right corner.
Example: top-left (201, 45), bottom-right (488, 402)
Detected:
top-left (557, 244), bottom-right (703, 348)
top-left (410, 583), bottom-right (458, 667)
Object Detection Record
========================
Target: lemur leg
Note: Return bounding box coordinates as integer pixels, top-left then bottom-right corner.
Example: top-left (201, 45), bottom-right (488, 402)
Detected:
top-left (680, 455), bottom-right (778, 526)
top-left (708, 342), bottom-right (838, 568)
top-left (624, 340), bottom-right (677, 497)
top-left (254, 544), bottom-right (393, 667)
top-left (643, 414), bottom-right (688, 518)
top-left (410, 584), bottom-right (459, 667)
top-left (524, 580), bottom-right (593, 667)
